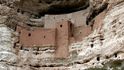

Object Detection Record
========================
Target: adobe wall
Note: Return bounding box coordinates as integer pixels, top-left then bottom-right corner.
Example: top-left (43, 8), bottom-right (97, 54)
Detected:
top-left (44, 8), bottom-right (89, 28)
top-left (16, 26), bottom-right (56, 47)
top-left (55, 21), bottom-right (72, 58)
top-left (15, 19), bottom-right (98, 58)
top-left (70, 11), bottom-right (106, 42)
top-left (73, 25), bottom-right (92, 42)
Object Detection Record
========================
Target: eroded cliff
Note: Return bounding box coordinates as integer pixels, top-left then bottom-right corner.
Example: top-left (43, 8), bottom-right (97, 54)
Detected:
top-left (0, 0), bottom-right (124, 70)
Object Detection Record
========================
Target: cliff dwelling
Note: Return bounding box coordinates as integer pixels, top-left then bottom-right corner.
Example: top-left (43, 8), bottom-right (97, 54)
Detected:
top-left (1, 0), bottom-right (124, 70)
top-left (15, 19), bottom-right (94, 58)
top-left (15, 20), bottom-right (73, 58)
top-left (13, 1), bottom-right (105, 58)
top-left (15, 19), bottom-right (97, 58)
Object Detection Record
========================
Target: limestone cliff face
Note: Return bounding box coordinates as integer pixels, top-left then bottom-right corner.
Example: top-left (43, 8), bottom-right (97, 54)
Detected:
top-left (0, 0), bottom-right (124, 70)
top-left (69, 2), bottom-right (124, 69)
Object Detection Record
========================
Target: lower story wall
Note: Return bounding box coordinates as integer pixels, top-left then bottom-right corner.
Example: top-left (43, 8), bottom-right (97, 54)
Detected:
top-left (16, 26), bottom-right (56, 47)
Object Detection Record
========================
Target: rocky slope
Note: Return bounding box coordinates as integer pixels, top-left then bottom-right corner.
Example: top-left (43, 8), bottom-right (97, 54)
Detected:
top-left (0, 0), bottom-right (124, 70)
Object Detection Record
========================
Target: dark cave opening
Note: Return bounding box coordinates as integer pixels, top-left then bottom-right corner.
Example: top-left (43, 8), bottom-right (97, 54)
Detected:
top-left (16, 0), bottom-right (90, 19)
top-left (46, 4), bottom-right (89, 15)
top-left (48, 65), bottom-right (55, 67)
top-left (36, 1), bottom-right (89, 18)
top-left (114, 53), bottom-right (118, 58)
top-left (97, 56), bottom-right (100, 61)
top-left (30, 64), bottom-right (41, 68)
top-left (91, 44), bottom-right (94, 48)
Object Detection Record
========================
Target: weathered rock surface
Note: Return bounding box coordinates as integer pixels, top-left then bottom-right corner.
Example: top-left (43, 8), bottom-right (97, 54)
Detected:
top-left (0, 0), bottom-right (124, 70)
top-left (69, 2), bottom-right (124, 69)
top-left (0, 25), bottom-right (17, 70)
